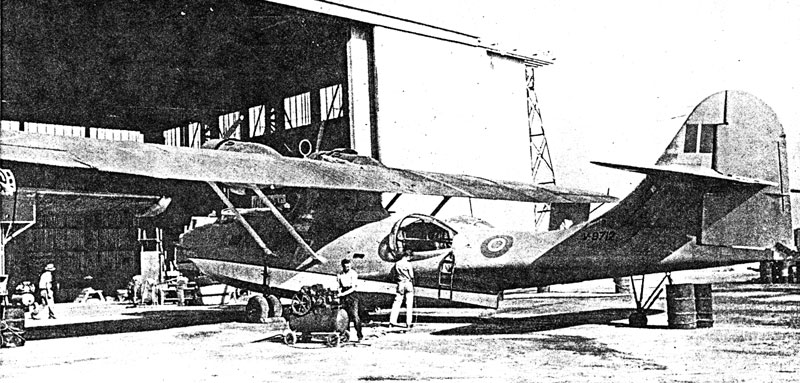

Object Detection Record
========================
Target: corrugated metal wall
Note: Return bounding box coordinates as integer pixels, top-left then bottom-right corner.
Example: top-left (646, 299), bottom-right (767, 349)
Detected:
top-left (6, 210), bottom-right (139, 302)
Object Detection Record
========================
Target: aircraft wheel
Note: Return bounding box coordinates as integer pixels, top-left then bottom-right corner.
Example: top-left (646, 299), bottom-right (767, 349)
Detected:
top-left (339, 331), bottom-right (350, 343)
top-left (291, 293), bottom-right (312, 316)
top-left (266, 295), bottom-right (283, 318)
top-left (325, 334), bottom-right (341, 347)
top-left (629, 312), bottom-right (648, 327)
top-left (283, 332), bottom-right (297, 346)
top-left (245, 295), bottom-right (270, 323)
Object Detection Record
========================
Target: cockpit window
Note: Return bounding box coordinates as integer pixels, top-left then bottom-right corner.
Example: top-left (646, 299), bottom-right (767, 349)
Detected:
top-left (399, 221), bottom-right (453, 252)
top-left (379, 214), bottom-right (458, 263)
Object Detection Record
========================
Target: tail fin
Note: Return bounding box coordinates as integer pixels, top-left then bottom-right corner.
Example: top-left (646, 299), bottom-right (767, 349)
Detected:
top-left (656, 90), bottom-right (789, 187)
top-left (596, 91), bottom-right (793, 250)
top-left (659, 91), bottom-right (792, 248)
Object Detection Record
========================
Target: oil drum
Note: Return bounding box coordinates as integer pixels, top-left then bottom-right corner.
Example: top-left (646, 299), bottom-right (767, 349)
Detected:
top-left (666, 284), bottom-right (697, 329)
top-left (693, 283), bottom-right (714, 328)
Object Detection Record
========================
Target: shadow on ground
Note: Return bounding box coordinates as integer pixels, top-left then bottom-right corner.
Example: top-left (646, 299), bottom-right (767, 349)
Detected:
top-left (24, 306), bottom-right (244, 340)
top-left (420, 308), bottom-right (663, 335)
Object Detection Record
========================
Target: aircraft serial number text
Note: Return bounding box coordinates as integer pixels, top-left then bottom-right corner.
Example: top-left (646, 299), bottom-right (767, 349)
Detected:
top-left (581, 231), bottom-right (616, 241)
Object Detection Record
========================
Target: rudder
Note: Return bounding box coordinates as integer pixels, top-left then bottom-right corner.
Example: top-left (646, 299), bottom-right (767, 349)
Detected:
top-left (656, 90), bottom-right (793, 249)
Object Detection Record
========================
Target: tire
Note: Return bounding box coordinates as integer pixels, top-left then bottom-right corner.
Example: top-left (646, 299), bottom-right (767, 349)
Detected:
top-left (245, 295), bottom-right (270, 323)
top-left (340, 331), bottom-right (350, 343)
top-left (266, 295), bottom-right (283, 318)
top-left (629, 312), bottom-right (648, 327)
top-left (283, 332), bottom-right (297, 345)
top-left (325, 334), bottom-right (340, 348)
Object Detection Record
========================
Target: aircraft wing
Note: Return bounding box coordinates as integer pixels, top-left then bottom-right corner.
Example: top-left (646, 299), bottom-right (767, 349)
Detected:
top-left (0, 131), bottom-right (616, 203)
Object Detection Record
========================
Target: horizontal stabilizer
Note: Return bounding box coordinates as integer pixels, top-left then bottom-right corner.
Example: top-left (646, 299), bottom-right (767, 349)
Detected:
top-left (591, 161), bottom-right (782, 188)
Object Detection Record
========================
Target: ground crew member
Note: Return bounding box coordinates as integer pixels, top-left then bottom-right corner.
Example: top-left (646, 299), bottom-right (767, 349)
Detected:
top-left (337, 258), bottom-right (363, 342)
top-left (36, 263), bottom-right (57, 320)
top-left (128, 275), bottom-right (144, 306)
top-left (389, 251), bottom-right (415, 328)
top-left (175, 274), bottom-right (189, 306)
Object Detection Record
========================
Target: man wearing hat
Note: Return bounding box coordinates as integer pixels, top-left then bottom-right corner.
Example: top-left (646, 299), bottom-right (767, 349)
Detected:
top-left (37, 263), bottom-right (57, 319)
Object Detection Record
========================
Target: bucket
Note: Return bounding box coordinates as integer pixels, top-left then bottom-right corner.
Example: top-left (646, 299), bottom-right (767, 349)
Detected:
top-left (694, 283), bottom-right (714, 328)
top-left (666, 284), bottom-right (697, 329)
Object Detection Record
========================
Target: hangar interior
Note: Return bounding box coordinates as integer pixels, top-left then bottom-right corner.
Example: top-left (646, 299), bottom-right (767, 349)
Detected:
top-left (0, 0), bottom-right (553, 301)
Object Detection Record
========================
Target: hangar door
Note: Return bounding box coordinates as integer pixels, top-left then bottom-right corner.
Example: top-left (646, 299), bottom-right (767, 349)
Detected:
top-left (371, 27), bottom-right (532, 183)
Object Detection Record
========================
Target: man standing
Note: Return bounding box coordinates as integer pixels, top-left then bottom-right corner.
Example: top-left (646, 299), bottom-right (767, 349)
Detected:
top-left (37, 263), bottom-right (57, 320)
top-left (389, 251), bottom-right (415, 328)
top-left (337, 258), bottom-right (363, 342)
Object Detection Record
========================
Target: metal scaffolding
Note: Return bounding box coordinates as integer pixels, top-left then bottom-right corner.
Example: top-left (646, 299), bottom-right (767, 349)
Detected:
top-left (525, 66), bottom-right (556, 229)
top-left (526, 66), bottom-right (556, 186)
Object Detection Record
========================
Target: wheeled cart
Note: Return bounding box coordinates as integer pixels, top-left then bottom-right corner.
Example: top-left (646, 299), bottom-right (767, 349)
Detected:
top-left (284, 305), bottom-right (350, 347)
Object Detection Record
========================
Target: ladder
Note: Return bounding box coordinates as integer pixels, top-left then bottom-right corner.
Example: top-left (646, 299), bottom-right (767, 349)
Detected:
top-left (137, 227), bottom-right (165, 282)
top-left (437, 252), bottom-right (455, 300)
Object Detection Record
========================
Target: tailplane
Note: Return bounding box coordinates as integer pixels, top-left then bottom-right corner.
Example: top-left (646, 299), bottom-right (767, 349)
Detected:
top-left (596, 90), bottom-right (793, 251)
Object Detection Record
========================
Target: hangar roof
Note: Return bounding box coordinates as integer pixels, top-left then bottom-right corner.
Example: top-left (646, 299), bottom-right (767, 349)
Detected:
top-left (272, 0), bottom-right (553, 66)
top-left (1, 0), bottom-right (551, 134)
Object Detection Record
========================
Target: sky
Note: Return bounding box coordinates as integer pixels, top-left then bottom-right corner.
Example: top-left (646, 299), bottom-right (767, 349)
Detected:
top-left (333, 0), bottom-right (800, 224)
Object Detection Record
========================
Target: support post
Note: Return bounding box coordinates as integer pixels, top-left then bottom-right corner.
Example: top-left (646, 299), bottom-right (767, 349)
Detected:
top-left (347, 25), bottom-right (372, 156)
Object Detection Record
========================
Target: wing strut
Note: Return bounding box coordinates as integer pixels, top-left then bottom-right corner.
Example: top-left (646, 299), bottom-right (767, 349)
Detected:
top-left (385, 193), bottom-right (402, 210)
top-left (430, 196), bottom-right (451, 216)
top-left (207, 182), bottom-right (277, 291)
top-left (207, 182), bottom-right (276, 259)
top-left (249, 184), bottom-right (327, 264)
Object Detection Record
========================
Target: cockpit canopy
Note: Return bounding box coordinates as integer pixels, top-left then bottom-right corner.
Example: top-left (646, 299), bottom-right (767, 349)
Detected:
top-left (379, 214), bottom-right (457, 262)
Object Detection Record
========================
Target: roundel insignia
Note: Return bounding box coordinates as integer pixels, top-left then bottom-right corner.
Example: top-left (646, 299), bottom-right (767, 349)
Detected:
top-left (480, 235), bottom-right (514, 258)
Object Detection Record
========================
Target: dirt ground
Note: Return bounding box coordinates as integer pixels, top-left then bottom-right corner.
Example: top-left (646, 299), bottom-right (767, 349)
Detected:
top-left (2, 269), bottom-right (799, 382)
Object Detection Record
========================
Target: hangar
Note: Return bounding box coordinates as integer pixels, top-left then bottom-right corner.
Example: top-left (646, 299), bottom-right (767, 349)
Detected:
top-left (0, 0), bottom-right (554, 300)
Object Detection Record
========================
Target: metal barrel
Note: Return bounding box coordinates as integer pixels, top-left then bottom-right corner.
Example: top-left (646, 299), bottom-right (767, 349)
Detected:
top-left (613, 277), bottom-right (631, 294)
top-left (666, 284), bottom-right (697, 329)
top-left (693, 283), bottom-right (714, 328)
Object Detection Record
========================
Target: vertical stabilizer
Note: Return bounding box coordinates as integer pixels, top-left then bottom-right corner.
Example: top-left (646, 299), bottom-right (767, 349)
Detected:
top-left (655, 91), bottom-right (792, 248)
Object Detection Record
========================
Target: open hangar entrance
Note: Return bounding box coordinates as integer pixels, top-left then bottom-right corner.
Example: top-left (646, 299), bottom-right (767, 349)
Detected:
top-left (1, 0), bottom-right (370, 298)
top-left (1, 0), bottom-right (555, 301)
top-left (2, 0), bottom-right (360, 155)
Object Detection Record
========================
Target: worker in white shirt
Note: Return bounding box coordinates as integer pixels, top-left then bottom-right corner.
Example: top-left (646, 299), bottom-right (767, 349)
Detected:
top-left (36, 263), bottom-right (57, 319)
top-left (337, 258), bottom-right (363, 341)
